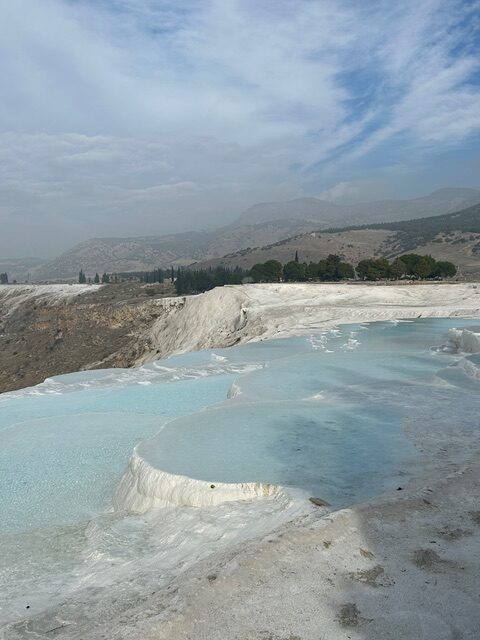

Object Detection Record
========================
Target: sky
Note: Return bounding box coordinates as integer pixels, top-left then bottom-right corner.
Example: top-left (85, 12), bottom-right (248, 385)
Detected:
top-left (1, 0), bottom-right (480, 257)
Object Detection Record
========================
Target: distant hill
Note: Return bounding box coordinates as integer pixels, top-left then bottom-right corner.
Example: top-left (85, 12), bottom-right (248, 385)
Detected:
top-left (233, 188), bottom-right (480, 227)
top-left (193, 202), bottom-right (480, 280)
top-left (33, 221), bottom-right (316, 281)
top-left (326, 201), bottom-right (480, 246)
top-left (28, 188), bottom-right (480, 281)
top-left (234, 197), bottom-right (339, 226)
top-left (33, 231), bottom-right (214, 281)
top-left (0, 257), bottom-right (46, 283)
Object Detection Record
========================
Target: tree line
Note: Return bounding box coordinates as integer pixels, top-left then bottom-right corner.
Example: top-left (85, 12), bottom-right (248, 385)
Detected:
top-left (78, 269), bottom-right (110, 284)
top-left (172, 253), bottom-right (456, 294)
top-left (356, 254), bottom-right (456, 280)
top-left (175, 266), bottom-right (246, 294)
top-left (79, 268), bottom-right (168, 284)
top-left (248, 253), bottom-right (456, 284)
top-left (251, 254), bottom-right (355, 283)
top-left (77, 252), bottom-right (457, 292)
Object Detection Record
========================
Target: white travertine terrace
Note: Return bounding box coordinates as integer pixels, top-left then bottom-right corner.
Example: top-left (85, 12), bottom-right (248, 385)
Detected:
top-left (138, 282), bottom-right (480, 362)
top-left (113, 449), bottom-right (286, 513)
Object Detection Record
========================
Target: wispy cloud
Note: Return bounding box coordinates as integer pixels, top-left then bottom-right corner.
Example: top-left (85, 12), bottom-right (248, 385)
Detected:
top-left (0, 0), bottom-right (479, 254)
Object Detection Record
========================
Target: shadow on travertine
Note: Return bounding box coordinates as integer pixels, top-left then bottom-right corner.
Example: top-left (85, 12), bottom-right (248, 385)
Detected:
top-left (149, 456), bottom-right (480, 640)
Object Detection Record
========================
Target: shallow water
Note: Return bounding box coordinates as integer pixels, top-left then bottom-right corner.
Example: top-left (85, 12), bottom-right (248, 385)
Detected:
top-left (142, 399), bottom-right (408, 506)
top-left (1, 318), bottom-right (479, 628)
top-left (0, 375), bottom-right (240, 533)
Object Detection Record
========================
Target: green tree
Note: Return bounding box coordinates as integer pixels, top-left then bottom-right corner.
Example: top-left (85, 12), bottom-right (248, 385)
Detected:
top-left (356, 259), bottom-right (375, 280)
top-left (400, 254), bottom-right (435, 278)
top-left (101, 272), bottom-right (110, 283)
top-left (0, 272), bottom-right (8, 284)
top-left (305, 262), bottom-right (319, 280)
top-left (414, 255), bottom-right (435, 279)
top-left (399, 254), bottom-right (419, 275)
top-left (283, 261), bottom-right (306, 282)
top-left (337, 261), bottom-right (354, 279)
top-left (78, 269), bottom-right (86, 284)
top-left (324, 254), bottom-right (341, 280)
top-left (433, 261), bottom-right (457, 278)
top-left (250, 260), bottom-right (283, 282)
top-left (304, 256), bottom-right (354, 281)
top-left (375, 257), bottom-right (391, 279)
top-left (317, 259), bottom-right (328, 280)
top-left (323, 254), bottom-right (354, 280)
top-left (356, 258), bottom-right (390, 280)
top-left (94, 272), bottom-right (100, 284)
top-left (175, 268), bottom-right (185, 294)
top-left (264, 260), bottom-right (283, 281)
top-left (390, 258), bottom-right (407, 279)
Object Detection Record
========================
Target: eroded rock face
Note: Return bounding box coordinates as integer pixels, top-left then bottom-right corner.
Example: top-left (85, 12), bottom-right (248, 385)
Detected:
top-left (0, 283), bottom-right (175, 393)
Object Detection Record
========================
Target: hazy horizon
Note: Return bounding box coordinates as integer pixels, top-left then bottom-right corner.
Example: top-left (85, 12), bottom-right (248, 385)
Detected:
top-left (1, 0), bottom-right (480, 257)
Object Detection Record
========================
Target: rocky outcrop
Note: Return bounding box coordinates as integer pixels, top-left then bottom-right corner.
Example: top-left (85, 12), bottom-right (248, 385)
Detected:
top-left (0, 282), bottom-right (175, 393)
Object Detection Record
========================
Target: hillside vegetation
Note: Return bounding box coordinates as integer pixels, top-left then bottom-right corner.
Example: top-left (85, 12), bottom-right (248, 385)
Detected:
top-left (325, 203), bottom-right (480, 252)
top-left (194, 203), bottom-right (480, 279)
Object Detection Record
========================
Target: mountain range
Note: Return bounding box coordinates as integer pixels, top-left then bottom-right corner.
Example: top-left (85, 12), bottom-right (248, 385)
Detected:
top-left (235, 187), bottom-right (480, 226)
top-left (5, 187), bottom-right (480, 281)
